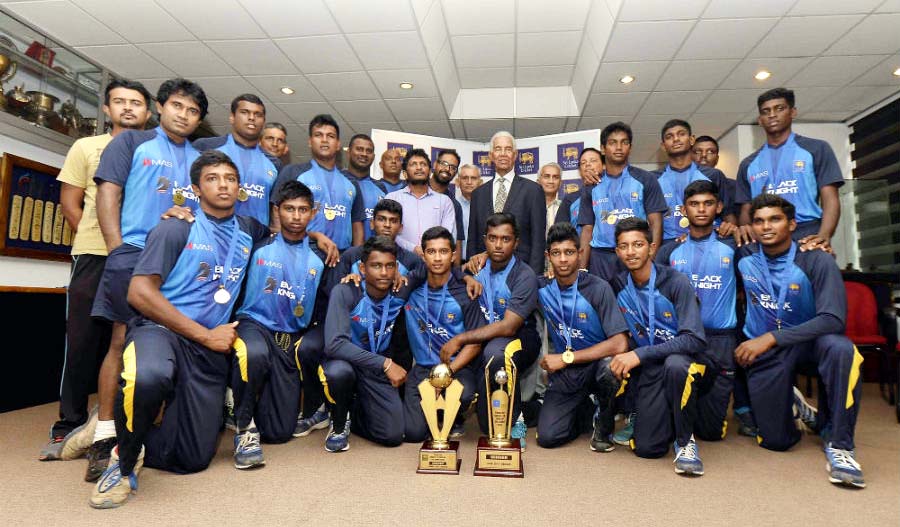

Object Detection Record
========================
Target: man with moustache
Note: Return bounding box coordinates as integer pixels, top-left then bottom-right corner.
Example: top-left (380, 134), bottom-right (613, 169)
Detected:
top-left (455, 164), bottom-right (481, 261)
top-left (260, 122), bottom-right (289, 170)
top-left (429, 149), bottom-right (466, 266)
top-left (343, 134), bottom-right (386, 240)
top-left (556, 148), bottom-right (603, 236)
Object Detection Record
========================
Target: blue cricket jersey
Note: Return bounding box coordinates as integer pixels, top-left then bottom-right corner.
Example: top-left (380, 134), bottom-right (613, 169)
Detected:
top-left (538, 272), bottom-right (628, 354)
top-left (474, 256), bottom-right (539, 327)
top-left (654, 163), bottom-right (732, 240)
top-left (555, 190), bottom-right (583, 235)
top-left (380, 179), bottom-right (407, 193)
top-left (344, 171), bottom-right (386, 240)
top-left (324, 283), bottom-right (407, 372)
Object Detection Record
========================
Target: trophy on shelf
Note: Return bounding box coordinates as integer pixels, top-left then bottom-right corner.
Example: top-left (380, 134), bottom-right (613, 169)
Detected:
top-left (0, 51), bottom-right (18, 110)
top-left (417, 363), bottom-right (464, 475)
top-left (473, 357), bottom-right (524, 477)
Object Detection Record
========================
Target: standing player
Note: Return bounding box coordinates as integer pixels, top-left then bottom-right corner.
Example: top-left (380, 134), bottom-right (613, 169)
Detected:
top-left (598, 217), bottom-right (709, 476)
top-left (578, 122), bottom-right (667, 281)
top-left (736, 194), bottom-right (865, 488)
top-left (535, 223), bottom-right (629, 450)
top-left (87, 78), bottom-right (207, 482)
top-left (735, 88), bottom-right (843, 250)
top-left (378, 148), bottom-right (406, 193)
top-left (343, 133), bottom-right (385, 240)
top-left (39, 79), bottom-right (152, 462)
top-left (89, 150), bottom-right (268, 508)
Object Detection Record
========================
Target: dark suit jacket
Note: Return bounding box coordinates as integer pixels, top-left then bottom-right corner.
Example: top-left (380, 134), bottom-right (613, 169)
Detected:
top-left (467, 174), bottom-right (547, 273)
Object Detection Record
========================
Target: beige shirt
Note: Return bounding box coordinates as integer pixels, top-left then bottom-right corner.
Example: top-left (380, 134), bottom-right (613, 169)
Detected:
top-left (56, 133), bottom-right (112, 256)
top-left (546, 198), bottom-right (561, 236)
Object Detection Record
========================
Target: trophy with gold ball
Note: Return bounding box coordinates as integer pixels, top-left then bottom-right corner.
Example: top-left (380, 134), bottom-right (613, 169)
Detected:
top-left (474, 356), bottom-right (524, 477)
top-left (417, 363), bottom-right (464, 474)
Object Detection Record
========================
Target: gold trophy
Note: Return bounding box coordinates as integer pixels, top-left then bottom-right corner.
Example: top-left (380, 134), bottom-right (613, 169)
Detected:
top-left (417, 363), bottom-right (464, 474)
top-left (474, 357), bottom-right (524, 477)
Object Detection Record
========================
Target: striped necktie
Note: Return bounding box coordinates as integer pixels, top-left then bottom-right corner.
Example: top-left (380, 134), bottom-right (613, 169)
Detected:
top-left (494, 176), bottom-right (508, 213)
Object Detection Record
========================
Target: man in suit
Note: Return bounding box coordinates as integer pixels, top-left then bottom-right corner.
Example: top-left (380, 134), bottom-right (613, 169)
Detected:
top-left (466, 131), bottom-right (546, 273)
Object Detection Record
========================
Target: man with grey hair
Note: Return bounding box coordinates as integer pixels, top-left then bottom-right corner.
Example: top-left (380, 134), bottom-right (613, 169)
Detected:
top-left (539, 162), bottom-right (563, 236)
top-left (260, 122), bottom-right (289, 170)
top-left (456, 163), bottom-right (481, 261)
top-left (466, 131), bottom-right (546, 273)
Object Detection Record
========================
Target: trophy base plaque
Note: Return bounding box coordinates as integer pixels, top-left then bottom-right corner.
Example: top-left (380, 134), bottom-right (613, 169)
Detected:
top-left (473, 437), bottom-right (524, 478)
top-left (417, 440), bottom-right (461, 475)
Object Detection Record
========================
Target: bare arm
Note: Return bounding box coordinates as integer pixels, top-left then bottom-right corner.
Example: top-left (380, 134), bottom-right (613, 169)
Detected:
top-left (448, 343), bottom-right (481, 373)
top-left (816, 184), bottom-right (840, 241)
top-left (96, 181), bottom-right (123, 252)
top-left (352, 221), bottom-right (364, 246)
top-left (573, 333), bottom-right (629, 363)
top-left (269, 204), bottom-right (280, 232)
top-left (647, 212), bottom-right (662, 251)
top-left (59, 182), bottom-right (85, 233)
top-left (453, 309), bottom-right (524, 347)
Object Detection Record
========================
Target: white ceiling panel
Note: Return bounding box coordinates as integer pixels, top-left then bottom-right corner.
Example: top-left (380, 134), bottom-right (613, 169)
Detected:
top-left (346, 32), bottom-right (429, 70)
top-left (419, 0), bottom-right (448, 64)
top-left (452, 34), bottom-right (515, 68)
top-left (410, 0), bottom-right (435, 26)
top-left (516, 31), bottom-right (581, 67)
top-left (630, 114), bottom-right (681, 137)
top-left (133, 78), bottom-right (166, 97)
top-left (325, 0), bottom-right (418, 33)
top-left (584, 0), bottom-right (616, 58)
top-left (877, 0), bottom-right (900, 12)
top-left (369, 69), bottom-right (439, 98)
top-left (401, 120), bottom-right (452, 136)
top-left (4, 0), bottom-right (124, 46)
top-left (628, 133), bottom-right (666, 163)
top-left (386, 97), bottom-right (447, 121)
top-left (676, 18), bottom-right (779, 60)
top-left (277, 101), bottom-right (338, 124)
top-left (154, 0), bottom-right (266, 40)
top-left (749, 15), bottom-right (864, 58)
top-left (239, 0), bottom-right (339, 38)
top-left (582, 92), bottom-right (650, 117)
top-left (449, 119), bottom-right (465, 138)
top-left (849, 55), bottom-right (900, 86)
top-left (139, 42), bottom-right (236, 77)
top-left (349, 121), bottom-right (401, 135)
top-left (720, 58), bottom-right (816, 90)
top-left (205, 40), bottom-right (298, 76)
top-left (702, 0), bottom-right (793, 18)
top-left (458, 68), bottom-right (515, 89)
top-left (191, 76), bottom-right (258, 106)
top-left (516, 66), bottom-right (573, 87)
top-left (798, 112), bottom-right (856, 122)
top-left (826, 14), bottom-right (900, 55)
top-left (655, 60), bottom-right (740, 91)
top-left (641, 91), bottom-right (710, 115)
top-left (74, 44), bottom-right (173, 78)
top-left (463, 118), bottom-right (514, 140)
top-left (275, 36), bottom-right (363, 74)
top-left (591, 61), bottom-right (668, 93)
top-left (789, 0), bottom-right (884, 15)
top-left (432, 41), bottom-right (461, 108)
top-left (788, 55), bottom-right (889, 87)
top-left (603, 21), bottom-right (694, 62)
top-left (442, 0), bottom-right (515, 35)
top-left (812, 85), bottom-right (900, 112)
top-left (517, 0), bottom-right (591, 31)
top-left (514, 117), bottom-right (567, 136)
top-left (245, 75), bottom-right (324, 103)
top-left (696, 89), bottom-right (761, 113)
top-left (617, 0), bottom-right (707, 21)
top-left (203, 104), bottom-right (231, 127)
top-left (258, 99), bottom-right (292, 124)
top-left (331, 100), bottom-right (394, 122)
top-left (306, 71), bottom-right (380, 100)
top-left (688, 113), bottom-right (746, 136)
top-left (784, 87), bottom-right (843, 111)
top-left (72, 0), bottom-right (194, 43)
top-left (577, 115), bottom-right (633, 130)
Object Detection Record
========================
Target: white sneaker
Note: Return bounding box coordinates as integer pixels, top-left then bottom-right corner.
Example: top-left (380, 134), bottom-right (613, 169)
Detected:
top-left (89, 446), bottom-right (144, 509)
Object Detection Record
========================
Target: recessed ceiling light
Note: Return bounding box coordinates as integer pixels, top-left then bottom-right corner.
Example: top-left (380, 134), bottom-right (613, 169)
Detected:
top-left (754, 70), bottom-right (772, 81)
top-left (893, 67), bottom-right (900, 77)
top-left (619, 75), bottom-right (635, 84)
top-left (399, 82), bottom-right (414, 90)
top-left (280, 86), bottom-right (295, 95)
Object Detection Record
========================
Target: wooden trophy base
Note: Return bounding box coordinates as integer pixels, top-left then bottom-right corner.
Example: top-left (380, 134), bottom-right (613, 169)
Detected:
top-left (417, 440), bottom-right (461, 475)
top-left (473, 436), bottom-right (524, 477)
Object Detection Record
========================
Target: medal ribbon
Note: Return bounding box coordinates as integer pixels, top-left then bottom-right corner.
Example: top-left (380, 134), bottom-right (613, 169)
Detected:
top-left (423, 280), bottom-right (449, 356)
top-left (195, 212), bottom-right (240, 300)
top-left (549, 275), bottom-right (579, 351)
top-left (363, 285), bottom-right (392, 355)
top-left (279, 233), bottom-right (311, 318)
top-left (626, 264), bottom-right (657, 345)
top-left (756, 242), bottom-right (796, 330)
top-left (480, 255), bottom-right (517, 322)
top-left (157, 127), bottom-right (188, 199)
top-left (311, 159), bottom-right (340, 219)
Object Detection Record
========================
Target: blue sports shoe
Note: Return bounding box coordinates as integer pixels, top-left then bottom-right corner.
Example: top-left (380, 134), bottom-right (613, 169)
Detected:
top-left (325, 424), bottom-right (350, 452)
top-left (293, 408), bottom-right (331, 437)
top-left (511, 415), bottom-right (527, 451)
top-left (613, 412), bottom-right (635, 446)
top-left (234, 428), bottom-right (265, 470)
top-left (673, 436), bottom-right (704, 476)
top-left (793, 386), bottom-right (818, 433)
top-left (825, 444), bottom-right (865, 488)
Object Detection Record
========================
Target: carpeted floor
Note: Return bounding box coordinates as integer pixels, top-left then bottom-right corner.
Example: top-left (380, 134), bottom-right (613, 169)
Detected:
top-left (2, 383), bottom-right (898, 526)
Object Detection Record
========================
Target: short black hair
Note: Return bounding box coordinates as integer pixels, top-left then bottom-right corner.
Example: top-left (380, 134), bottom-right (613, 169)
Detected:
top-left (421, 226), bottom-right (455, 250)
top-left (309, 114), bottom-right (340, 138)
top-left (361, 235), bottom-right (398, 262)
top-left (157, 78), bottom-right (209, 119)
top-left (757, 87), bottom-right (795, 110)
top-left (579, 147), bottom-right (603, 163)
top-left (661, 119), bottom-right (692, 140)
top-left (349, 133), bottom-right (373, 148)
top-left (190, 150), bottom-right (238, 186)
top-left (615, 216), bottom-right (651, 244)
top-left (437, 149), bottom-right (461, 166)
top-left (750, 193), bottom-right (795, 222)
top-left (274, 180), bottom-right (313, 207)
top-left (693, 135), bottom-right (719, 150)
top-left (547, 222), bottom-right (580, 250)
top-left (373, 198), bottom-right (403, 223)
top-left (104, 78), bottom-right (151, 107)
top-left (485, 212), bottom-right (519, 239)
top-left (230, 93), bottom-right (265, 115)
top-left (601, 121), bottom-right (633, 145)
top-left (683, 180), bottom-right (719, 202)
top-left (263, 122), bottom-right (287, 135)
top-left (403, 148), bottom-right (430, 171)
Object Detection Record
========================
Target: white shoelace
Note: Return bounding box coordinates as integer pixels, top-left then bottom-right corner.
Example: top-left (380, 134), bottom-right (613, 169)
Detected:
top-left (826, 447), bottom-right (861, 470)
top-left (675, 440), bottom-right (699, 462)
top-left (238, 431), bottom-right (261, 452)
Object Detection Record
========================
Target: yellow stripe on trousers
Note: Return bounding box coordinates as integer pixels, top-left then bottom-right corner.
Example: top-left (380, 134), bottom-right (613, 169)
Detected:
top-left (846, 346), bottom-right (864, 409)
top-left (234, 337), bottom-right (249, 383)
top-left (680, 362), bottom-right (706, 410)
top-left (121, 341), bottom-right (137, 432)
top-left (504, 339), bottom-right (521, 373)
top-left (319, 365), bottom-right (335, 404)
top-left (294, 337), bottom-right (304, 381)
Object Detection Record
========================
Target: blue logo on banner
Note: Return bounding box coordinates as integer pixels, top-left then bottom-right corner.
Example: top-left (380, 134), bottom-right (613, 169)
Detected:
top-left (387, 142), bottom-right (413, 159)
top-left (559, 179), bottom-right (583, 199)
top-left (516, 147), bottom-right (539, 176)
top-left (473, 151), bottom-right (494, 178)
top-left (557, 142), bottom-right (583, 171)
top-left (431, 146), bottom-right (451, 165)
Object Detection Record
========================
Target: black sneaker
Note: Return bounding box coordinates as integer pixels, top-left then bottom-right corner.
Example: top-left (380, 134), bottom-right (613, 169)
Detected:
top-left (84, 437), bottom-right (117, 482)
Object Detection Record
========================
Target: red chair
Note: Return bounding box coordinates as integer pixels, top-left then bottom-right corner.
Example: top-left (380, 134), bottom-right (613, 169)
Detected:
top-left (843, 281), bottom-right (893, 405)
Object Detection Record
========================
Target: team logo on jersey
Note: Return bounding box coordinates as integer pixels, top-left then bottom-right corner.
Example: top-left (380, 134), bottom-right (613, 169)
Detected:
top-left (267, 169), bottom-right (275, 179)
top-left (630, 191), bottom-right (639, 200)
top-left (156, 176), bottom-right (170, 192)
top-left (789, 283), bottom-right (800, 293)
top-left (498, 298), bottom-right (506, 306)
top-left (663, 311), bottom-right (672, 319)
top-left (447, 313), bottom-right (455, 321)
top-left (352, 315), bottom-right (361, 322)
top-left (578, 312), bottom-right (587, 320)
top-left (242, 246), bottom-right (250, 254)
top-left (721, 256), bottom-right (731, 265)
top-left (193, 262), bottom-right (210, 281)
top-left (264, 276), bottom-right (276, 293)
top-left (309, 268), bottom-right (317, 276)
top-left (793, 160), bottom-right (805, 173)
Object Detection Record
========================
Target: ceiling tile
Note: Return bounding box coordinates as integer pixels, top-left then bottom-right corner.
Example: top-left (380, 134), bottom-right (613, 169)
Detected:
top-left (432, 42), bottom-right (461, 108)
top-left (617, 0), bottom-right (707, 21)
top-left (190, 76), bottom-right (257, 106)
top-left (603, 21), bottom-right (694, 62)
top-left (789, 0), bottom-right (884, 15)
top-left (458, 68), bottom-right (515, 89)
top-left (257, 99), bottom-right (293, 124)
top-left (132, 78), bottom-right (167, 97)
top-left (630, 114), bottom-right (681, 136)
top-left (452, 34), bottom-right (515, 68)
top-left (4, 0), bottom-right (125, 46)
top-left (798, 112), bottom-right (856, 122)
top-left (331, 99), bottom-right (394, 122)
top-left (584, 0), bottom-right (616, 58)
top-left (676, 18), bottom-right (779, 60)
top-left (577, 115), bottom-right (633, 131)
top-left (206, 40), bottom-right (298, 76)
top-left (696, 89), bottom-right (760, 113)
top-left (464, 118), bottom-right (514, 140)
top-left (787, 55), bottom-right (889, 87)
top-left (573, 42), bottom-right (600, 92)
top-left (812, 85), bottom-right (900, 112)
top-left (655, 60), bottom-right (740, 91)
top-left (401, 120), bottom-right (452, 137)
top-left (786, 87), bottom-right (843, 110)
top-left (449, 119), bottom-right (465, 138)
top-left (516, 31), bottom-right (581, 67)
top-left (369, 69), bottom-right (438, 98)
top-left (410, 0), bottom-right (435, 26)
top-left (514, 117), bottom-right (567, 136)
top-left (849, 55), bottom-right (900, 86)
top-left (641, 91), bottom-right (710, 115)
top-left (688, 112), bottom-right (746, 136)
top-left (139, 42), bottom-right (236, 77)
top-left (517, 0), bottom-right (591, 31)
top-left (245, 75), bottom-right (324, 103)
top-left (306, 71), bottom-right (380, 100)
top-left (203, 104), bottom-right (231, 126)
top-left (154, 0), bottom-right (266, 40)
top-left (582, 92), bottom-right (650, 117)
top-left (442, 0), bottom-right (515, 35)
top-left (324, 0), bottom-right (417, 32)
top-left (239, 0), bottom-right (338, 38)
top-left (72, 0), bottom-right (194, 43)
top-left (276, 36), bottom-right (363, 74)
top-left (749, 15), bottom-right (864, 58)
top-left (346, 32), bottom-right (429, 70)
top-left (877, 0), bottom-right (900, 12)
top-left (720, 58), bottom-right (816, 89)
top-left (74, 44), bottom-right (173, 78)
top-left (277, 101), bottom-right (338, 124)
top-left (420, 0), bottom-right (448, 64)
top-left (702, 0), bottom-right (792, 18)
top-left (516, 66), bottom-right (573, 87)
top-left (385, 97), bottom-right (447, 121)
top-left (591, 61), bottom-right (668, 92)
top-left (826, 13), bottom-right (900, 55)
top-left (627, 133), bottom-right (666, 162)
top-left (349, 121), bottom-right (401, 134)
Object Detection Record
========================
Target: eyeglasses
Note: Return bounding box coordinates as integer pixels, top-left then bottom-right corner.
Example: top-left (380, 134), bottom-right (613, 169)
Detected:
top-left (437, 160), bottom-right (459, 172)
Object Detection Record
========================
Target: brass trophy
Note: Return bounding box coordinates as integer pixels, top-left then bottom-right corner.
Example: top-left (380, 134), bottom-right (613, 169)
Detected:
top-left (474, 357), bottom-right (524, 477)
top-left (417, 363), bottom-right (464, 474)
top-left (0, 51), bottom-right (17, 110)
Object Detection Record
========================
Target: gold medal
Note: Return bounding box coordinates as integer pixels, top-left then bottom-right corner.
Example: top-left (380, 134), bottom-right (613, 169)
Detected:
top-left (324, 207), bottom-right (336, 221)
top-left (606, 214), bottom-right (617, 225)
top-left (294, 303), bottom-right (304, 317)
top-left (173, 189), bottom-right (186, 206)
top-left (679, 217), bottom-right (690, 228)
top-left (238, 188), bottom-right (249, 202)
